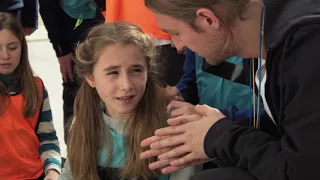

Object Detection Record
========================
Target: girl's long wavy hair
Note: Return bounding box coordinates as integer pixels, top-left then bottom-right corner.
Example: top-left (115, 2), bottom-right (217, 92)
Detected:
top-left (0, 12), bottom-right (40, 117)
top-left (68, 22), bottom-right (169, 180)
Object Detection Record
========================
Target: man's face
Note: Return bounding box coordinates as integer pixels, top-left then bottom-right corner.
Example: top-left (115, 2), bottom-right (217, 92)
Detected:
top-left (152, 11), bottom-right (231, 65)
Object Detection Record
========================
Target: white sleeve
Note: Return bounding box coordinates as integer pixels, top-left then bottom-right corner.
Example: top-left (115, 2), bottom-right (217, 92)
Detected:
top-left (59, 159), bottom-right (73, 180)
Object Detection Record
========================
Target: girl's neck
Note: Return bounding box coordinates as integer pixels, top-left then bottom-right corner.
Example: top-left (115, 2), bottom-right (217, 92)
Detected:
top-left (0, 74), bottom-right (20, 94)
top-left (0, 74), bottom-right (17, 83)
top-left (104, 108), bottom-right (133, 121)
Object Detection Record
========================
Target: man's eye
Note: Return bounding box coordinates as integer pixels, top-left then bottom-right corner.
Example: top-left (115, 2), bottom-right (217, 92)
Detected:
top-left (131, 68), bottom-right (142, 73)
top-left (106, 71), bottom-right (118, 75)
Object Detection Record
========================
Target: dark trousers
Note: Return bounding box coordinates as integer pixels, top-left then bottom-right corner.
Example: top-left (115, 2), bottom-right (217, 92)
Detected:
top-left (157, 44), bottom-right (185, 87)
top-left (190, 167), bottom-right (257, 180)
top-left (61, 10), bottom-right (104, 144)
top-left (62, 72), bottom-right (80, 143)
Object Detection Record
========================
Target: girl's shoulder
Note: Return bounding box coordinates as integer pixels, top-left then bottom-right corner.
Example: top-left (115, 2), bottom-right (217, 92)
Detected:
top-left (33, 76), bottom-right (43, 84)
top-left (32, 76), bottom-right (48, 102)
top-left (33, 76), bottom-right (47, 91)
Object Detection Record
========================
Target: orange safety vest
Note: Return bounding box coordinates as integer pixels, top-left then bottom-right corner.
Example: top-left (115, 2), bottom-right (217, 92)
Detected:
top-left (0, 77), bottom-right (44, 179)
top-left (105, 0), bottom-right (171, 40)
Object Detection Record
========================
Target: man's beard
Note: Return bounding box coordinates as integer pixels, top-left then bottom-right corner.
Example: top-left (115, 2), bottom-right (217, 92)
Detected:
top-left (206, 49), bottom-right (232, 65)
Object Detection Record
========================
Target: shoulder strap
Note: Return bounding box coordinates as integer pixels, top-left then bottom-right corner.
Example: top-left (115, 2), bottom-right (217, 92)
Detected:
top-left (34, 77), bottom-right (45, 133)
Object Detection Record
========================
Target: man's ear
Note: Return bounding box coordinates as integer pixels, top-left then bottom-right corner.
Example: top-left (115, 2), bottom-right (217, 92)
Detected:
top-left (195, 8), bottom-right (220, 30)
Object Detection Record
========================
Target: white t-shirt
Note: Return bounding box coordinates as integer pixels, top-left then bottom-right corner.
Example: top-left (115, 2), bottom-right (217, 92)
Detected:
top-left (255, 59), bottom-right (276, 125)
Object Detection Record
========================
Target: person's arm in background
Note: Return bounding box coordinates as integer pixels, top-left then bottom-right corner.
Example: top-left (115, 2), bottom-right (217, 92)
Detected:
top-left (38, 0), bottom-right (72, 57)
top-left (20, 0), bottom-right (38, 35)
top-left (176, 49), bottom-right (199, 105)
top-left (38, 0), bottom-right (75, 82)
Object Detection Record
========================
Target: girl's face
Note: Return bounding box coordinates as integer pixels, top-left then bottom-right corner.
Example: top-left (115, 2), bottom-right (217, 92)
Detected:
top-left (86, 43), bottom-right (148, 120)
top-left (0, 28), bottom-right (21, 75)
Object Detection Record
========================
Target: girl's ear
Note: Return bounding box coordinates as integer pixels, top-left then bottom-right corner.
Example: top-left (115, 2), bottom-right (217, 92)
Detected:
top-left (85, 74), bottom-right (95, 88)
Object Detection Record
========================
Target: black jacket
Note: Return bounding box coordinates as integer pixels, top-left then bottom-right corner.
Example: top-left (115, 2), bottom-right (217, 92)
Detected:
top-left (204, 0), bottom-right (320, 179)
top-left (0, 0), bottom-right (38, 28)
top-left (38, 0), bottom-right (104, 57)
top-left (0, 0), bottom-right (23, 11)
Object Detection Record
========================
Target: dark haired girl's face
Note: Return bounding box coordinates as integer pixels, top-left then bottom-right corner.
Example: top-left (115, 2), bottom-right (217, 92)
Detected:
top-left (0, 28), bottom-right (21, 75)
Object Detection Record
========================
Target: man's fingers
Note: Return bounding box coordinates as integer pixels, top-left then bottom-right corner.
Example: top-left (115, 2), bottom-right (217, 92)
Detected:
top-left (161, 164), bottom-right (190, 174)
top-left (71, 56), bottom-right (77, 62)
top-left (154, 125), bottom-right (185, 136)
top-left (68, 71), bottom-right (74, 82)
top-left (60, 68), bottom-right (68, 82)
top-left (170, 106), bottom-right (197, 118)
top-left (67, 68), bottom-right (74, 82)
top-left (167, 114), bottom-right (202, 126)
top-left (150, 134), bottom-right (185, 150)
top-left (158, 145), bottom-right (190, 160)
top-left (195, 104), bottom-right (216, 117)
top-left (170, 152), bottom-right (197, 166)
top-left (140, 147), bottom-right (173, 160)
top-left (141, 136), bottom-right (168, 148)
top-left (148, 158), bottom-right (173, 170)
